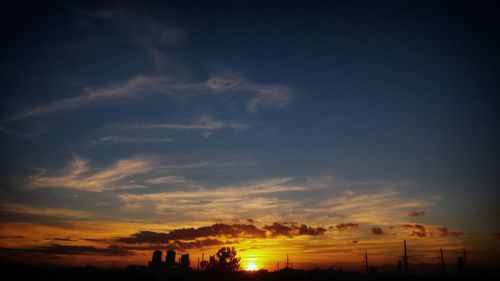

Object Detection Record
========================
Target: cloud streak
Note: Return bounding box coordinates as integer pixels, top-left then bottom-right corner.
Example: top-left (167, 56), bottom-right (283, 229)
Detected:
top-left (31, 155), bottom-right (155, 191)
top-left (119, 116), bottom-right (250, 137)
top-left (4, 75), bottom-right (179, 122)
top-left (119, 177), bottom-right (303, 202)
top-left (95, 135), bottom-right (174, 143)
top-left (302, 188), bottom-right (435, 225)
top-left (4, 72), bottom-right (294, 123)
top-left (0, 203), bottom-right (91, 220)
top-left (146, 176), bottom-right (189, 185)
top-left (0, 244), bottom-right (132, 256)
top-left (207, 73), bottom-right (294, 112)
top-left (118, 177), bottom-right (306, 221)
top-left (409, 211), bottom-right (426, 217)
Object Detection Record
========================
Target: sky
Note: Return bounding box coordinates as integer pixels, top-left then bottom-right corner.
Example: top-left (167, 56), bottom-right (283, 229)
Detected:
top-left (1, 0), bottom-right (499, 273)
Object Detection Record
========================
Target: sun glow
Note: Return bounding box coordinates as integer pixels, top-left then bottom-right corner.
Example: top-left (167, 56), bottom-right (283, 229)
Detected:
top-left (245, 262), bottom-right (258, 271)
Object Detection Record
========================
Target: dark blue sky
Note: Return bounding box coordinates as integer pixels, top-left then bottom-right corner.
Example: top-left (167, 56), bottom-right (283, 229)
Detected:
top-left (0, 0), bottom-right (499, 268)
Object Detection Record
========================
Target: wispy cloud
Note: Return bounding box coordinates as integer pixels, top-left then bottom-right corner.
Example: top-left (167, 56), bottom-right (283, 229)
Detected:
top-left (302, 188), bottom-right (435, 225)
top-left (4, 72), bottom-right (294, 123)
top-left (146, 176), bottom-right (189, 185)
top-left (409, 211), bottom-right (426, 217)
top-left (74, 5), bottom-right (192, 86)
top-left (75, 6), bottom-right (186, 47)
top-left (120, 116), bottom-right (250, 137)
top-left (0, 203), bottom-right (91, 219)
top-left (119, 177), bottom-right (305, 222)
top-left (3, 75), bottom-right (182, 122)
top-left (0, 244), bottom-right (133, 256)
top-left (28, 155), bottom-right (264, 193)
top-left (119, 177), bottom-right (303, 202)
top-left (95, 135), bottom-right (174, 143)
top-left (207, 73), bottom-right (294, 111)
top-left (31, 155), bottom-right (155, 192)
top-left (116, 176), bottom-right (444, 230)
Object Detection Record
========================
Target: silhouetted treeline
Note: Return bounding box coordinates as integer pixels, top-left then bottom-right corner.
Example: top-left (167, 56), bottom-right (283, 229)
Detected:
top-left (0, 261), bottom-right (496, 281)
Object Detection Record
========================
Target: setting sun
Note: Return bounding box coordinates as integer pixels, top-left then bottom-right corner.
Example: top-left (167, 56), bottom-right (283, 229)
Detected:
top-left (245, 262), bottom-right (258, 271)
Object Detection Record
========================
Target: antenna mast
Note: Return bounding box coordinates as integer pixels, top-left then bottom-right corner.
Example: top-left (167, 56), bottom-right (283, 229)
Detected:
top-left (365, 250), bottom-right (369, 275)
top-left (440, 248), bottom-right (446, 275)
top-left (403, 240), bottom-right (409, 275)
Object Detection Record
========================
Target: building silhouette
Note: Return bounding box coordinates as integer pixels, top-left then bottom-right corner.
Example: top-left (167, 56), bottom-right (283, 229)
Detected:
top-left (180, 254), bottom-right (190, 269)
top-left (166, 250), bottom-right (176, 265)
top-left (148, 250), bottom-right (163, 269)
top-left (148, 249), bottom-right (191, 271)
top-left (154, 250), bottom-right (162, 261)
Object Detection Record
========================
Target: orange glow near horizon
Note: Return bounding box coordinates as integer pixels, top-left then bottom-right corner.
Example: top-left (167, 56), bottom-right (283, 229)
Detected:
top-left (1, 221), bottom-right (498, 271)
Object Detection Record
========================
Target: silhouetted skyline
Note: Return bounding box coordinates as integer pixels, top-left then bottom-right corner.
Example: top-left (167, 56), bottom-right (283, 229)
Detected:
top-left (1, 245), bottom-right (498, 281)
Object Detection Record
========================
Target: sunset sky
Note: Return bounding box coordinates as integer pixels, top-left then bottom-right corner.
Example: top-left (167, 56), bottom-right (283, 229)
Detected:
top-left (1, 0), bottom-right (499, 273)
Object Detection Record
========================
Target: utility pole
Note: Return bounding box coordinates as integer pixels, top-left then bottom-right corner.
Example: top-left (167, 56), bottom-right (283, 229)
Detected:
top-left (456, 248), bottom-right (467, 274)
top-left (403, 240), bottom-right (409, 275)
top-left (365, 250), bottom-right (369, 276)
top-left (440, 248), bottom-right (446, 275)
top-left (277, 260), bottom-right (279, 271)
top-left (463, 248), bottom-right (468, 273)
top-left (286, 254), bottom-right (289, 269)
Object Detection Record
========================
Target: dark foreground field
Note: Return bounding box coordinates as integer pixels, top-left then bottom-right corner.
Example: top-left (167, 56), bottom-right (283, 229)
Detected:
top-left (0, 262), bottom-right (496, 281)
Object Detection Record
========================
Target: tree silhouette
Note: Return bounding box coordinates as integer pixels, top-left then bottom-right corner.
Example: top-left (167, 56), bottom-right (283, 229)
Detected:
top-left (205, 247), bottom-right (240, 271)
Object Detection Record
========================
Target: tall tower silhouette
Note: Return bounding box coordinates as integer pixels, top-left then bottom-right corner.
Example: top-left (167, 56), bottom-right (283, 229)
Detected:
top-left (152, 250), bottom-right (162, 264)
top-left (166, 250), bottom-right (176, 265)
top-left (149, 250), bottom-right (163, 269)
top-left (180, 254), bottom-right (190, 269)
